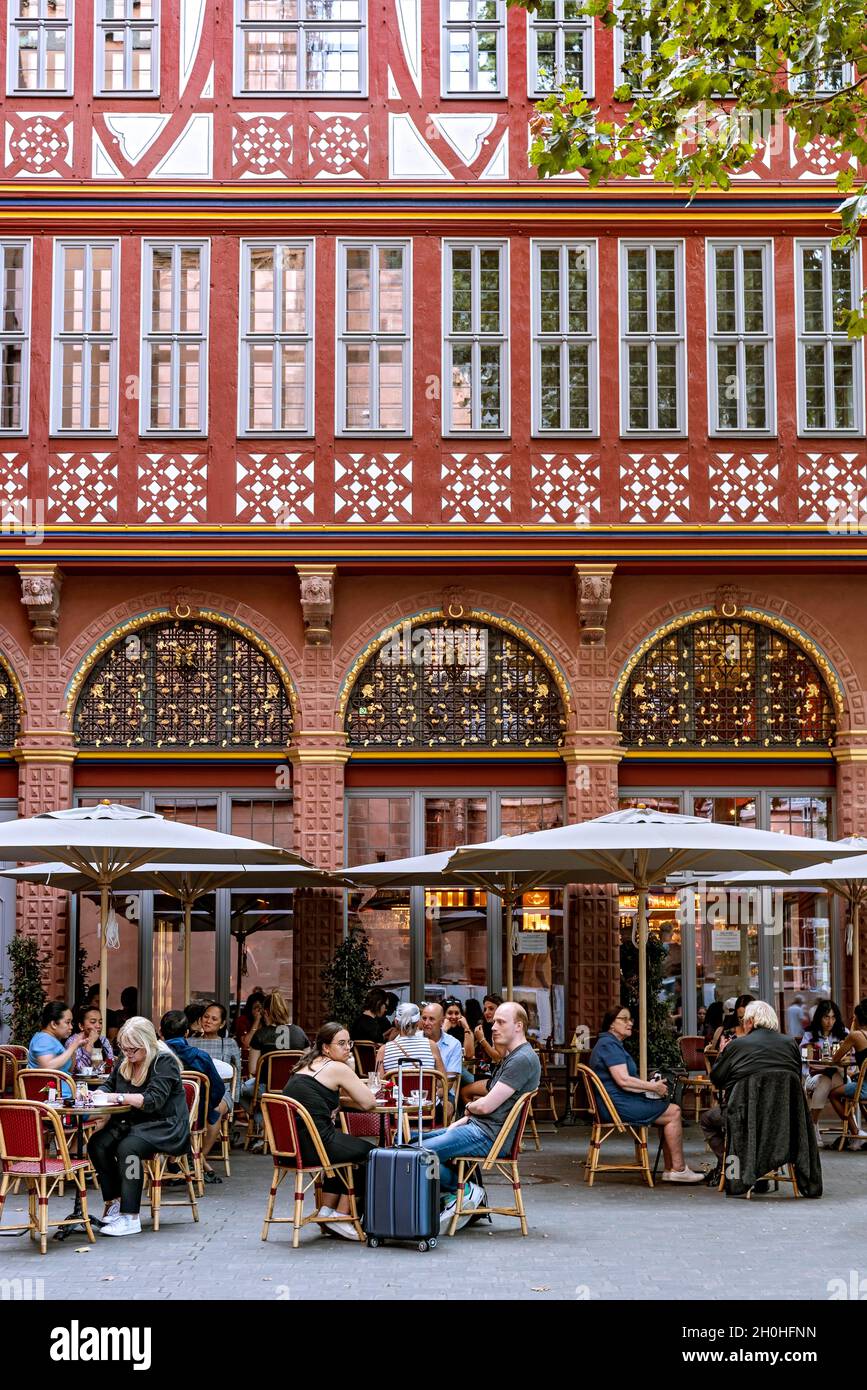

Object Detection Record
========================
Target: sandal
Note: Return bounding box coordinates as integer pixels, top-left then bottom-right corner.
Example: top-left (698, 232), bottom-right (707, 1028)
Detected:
top-left (203, 1169), bottom-right (223, 1185)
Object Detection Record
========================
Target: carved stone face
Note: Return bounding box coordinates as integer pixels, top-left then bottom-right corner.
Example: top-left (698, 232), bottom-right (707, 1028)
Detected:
top-left (301, 576), bottom-right (330, 604)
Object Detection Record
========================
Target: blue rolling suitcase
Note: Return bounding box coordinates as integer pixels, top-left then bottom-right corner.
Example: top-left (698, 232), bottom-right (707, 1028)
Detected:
top-left (364, 1059), bottom-right (440, 1251)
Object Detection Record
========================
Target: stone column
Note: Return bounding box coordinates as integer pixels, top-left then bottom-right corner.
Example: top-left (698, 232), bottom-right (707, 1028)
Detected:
top-left (287, 729), bottom-right (350, 1033)
top-left (833, 738), bottom-right (867, 1012)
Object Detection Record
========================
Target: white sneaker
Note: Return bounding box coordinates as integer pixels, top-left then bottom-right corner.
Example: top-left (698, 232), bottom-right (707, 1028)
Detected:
top-left (315, 1207), bottom-right (337, 1234)
top-left (849, 1137), bottom-right (867, 1151)
top-left (454, 1181), bottom-right (485, 1229)
top-left (99, 1213), bottom-right (142, 1237)
top-left (328, 1219), bottom-right (362, 1241)
top-left (439, 1195), bottom-right (459, 1233)
top-left (662, 1166), bottom-right (705, 1184)
top-left (99, 1200), bottom-right (121, 1226)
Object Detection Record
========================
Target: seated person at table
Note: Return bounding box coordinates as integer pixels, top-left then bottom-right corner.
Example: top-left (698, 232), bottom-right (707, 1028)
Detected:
top-left (240, 991), bottom-right (309, 1102)
top-left (445, 998), bottom-right (476, 1086)
top-left (422, 1001), bottom-right (464, 1117)
top-left (421, 1002), bottom-right (541, 1230)
top-left (802, 999), bottom-right (848, 1138)
top-left (473, 994), bottom-right (502, 1079)
top-left (184, 1002), bottom-right (206, 1037)
top-left (197, 1001), bottom-right (242, 1105)
top-left (72, 1004), bottom-right (115, 1075)
top-left (160, 1010), bottom-right (228, 1184)
top-left (283, 1023), bottom-right (378, 1241)
top-left (706, 995), bottom-right (754, 1057)
top-left (378, 1002), bottom-right (446, 1081)
top-left (236, 989), bottom-right (266, 1045)
top-left (88, 1016), bottom-right (191, 1238)
top-left (27, 1001), bottom-right (83, 1073)
top-left (591, 1006), bottom-right (703, 1184)
top-left (701, 999), bottom-right (803, 1182)
top-left (350, 988), bottom-right (390, 1045)
top-left (825, 1001), bottom-right (867, 1148)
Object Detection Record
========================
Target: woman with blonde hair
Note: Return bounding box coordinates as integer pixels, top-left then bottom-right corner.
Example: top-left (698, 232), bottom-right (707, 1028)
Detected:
top-left (86, 1016), bottom-right (191, 1238)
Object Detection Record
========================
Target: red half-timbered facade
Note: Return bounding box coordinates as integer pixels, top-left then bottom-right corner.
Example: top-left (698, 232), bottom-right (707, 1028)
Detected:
top-left (0, 0), bottom-right (864, 1040)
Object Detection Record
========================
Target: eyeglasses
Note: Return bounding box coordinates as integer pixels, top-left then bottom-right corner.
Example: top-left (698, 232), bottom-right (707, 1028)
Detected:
top-left (121, 1045), bottom-right (143, 1056)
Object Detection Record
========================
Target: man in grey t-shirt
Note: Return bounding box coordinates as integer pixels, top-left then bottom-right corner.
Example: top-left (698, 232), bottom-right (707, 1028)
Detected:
top-left (421, 1002), bottom-right (541, 1226)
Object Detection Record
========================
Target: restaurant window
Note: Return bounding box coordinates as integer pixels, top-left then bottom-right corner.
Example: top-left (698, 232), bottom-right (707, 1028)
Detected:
top-left (619, 240), bottom-right (685, 434)
top-left (344, 618), bottom-right (565, 749)
top-left (500, 795), bottom-right (566, 1041)
top-left (527, 1), bottom-right (592, 97)
top-left (532, 240), bottom-right (597, 435)
top-left (141, 240), bottom-right (208, 434)
top-left (95, 0), bottom-right (160, 96)
top-left (52, 241), bottom-right (119, 435)
top-left (239, 240), bottom-right (313, 437)
top-left (73, 619), bottom-right (294, 749)
top-left (795, 242), bottom-right (863, 435)
top-left (707, 240), bottom-right (774, 434)
top-left (337, 240), bottom-right (410, 434)
top-left (618, 618), bottom-right (836, 750)
top-left (346, 795), bottom-right (413, 999)
top-left (8, 0), bottom-right (73, 94)
top-left (444, 241), bottom-right (508, 434)
top-left (441, 0), bottom-right (505, 96)
top-left (0, 241), bottom-right (31, 435)
top-left (235, 0), bottom-right (366, 96)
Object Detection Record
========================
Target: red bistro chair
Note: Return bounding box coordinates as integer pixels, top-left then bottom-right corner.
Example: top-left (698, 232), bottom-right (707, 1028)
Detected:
top-left (0, 1099), bottom-right (95, 1253)
top-left (260, 1094), bottom-right (364, 1247)
top-left (243, 1051), bottom-right (304, 1149)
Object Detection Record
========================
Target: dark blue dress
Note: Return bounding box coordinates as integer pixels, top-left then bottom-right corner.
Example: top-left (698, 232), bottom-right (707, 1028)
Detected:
top-left (589, 1031), bottom-right (670, 1124)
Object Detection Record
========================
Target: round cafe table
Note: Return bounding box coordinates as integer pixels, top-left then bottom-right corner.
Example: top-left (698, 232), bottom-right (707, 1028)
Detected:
top-left (49, 1098), bottom-right (132, 1241)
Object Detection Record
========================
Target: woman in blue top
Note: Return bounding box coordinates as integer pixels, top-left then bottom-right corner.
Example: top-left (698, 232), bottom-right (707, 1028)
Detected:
top-left (589, 1006), bottom-right (704, 1183)
top-left (27, 1001), bottom-right (83, 1074)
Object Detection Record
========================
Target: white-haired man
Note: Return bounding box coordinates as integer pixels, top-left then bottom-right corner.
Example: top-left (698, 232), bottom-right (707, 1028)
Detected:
top-left (701, 1000), bottom-right (802, 1184)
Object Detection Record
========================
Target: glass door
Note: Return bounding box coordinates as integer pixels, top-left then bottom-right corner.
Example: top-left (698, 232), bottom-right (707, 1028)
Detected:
top-left (499, 795), bottom-right (566, 1041)
top-left (423, 795), bottom-right (489, 1006)
top-left (152, 797), bottom-right (219, 1014)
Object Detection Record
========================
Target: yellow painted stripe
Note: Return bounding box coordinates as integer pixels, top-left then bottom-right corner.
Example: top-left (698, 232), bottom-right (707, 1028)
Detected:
top-left (623, 749), bottom-right (832, 759)
top-left (0, 209), bottom-right (842, 225)
top-left (1, 545), bottom-right (866, 559)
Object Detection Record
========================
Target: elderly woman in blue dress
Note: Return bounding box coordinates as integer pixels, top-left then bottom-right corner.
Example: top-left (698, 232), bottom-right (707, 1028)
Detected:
top-left (589, 1006), bottom-right (704, 1183)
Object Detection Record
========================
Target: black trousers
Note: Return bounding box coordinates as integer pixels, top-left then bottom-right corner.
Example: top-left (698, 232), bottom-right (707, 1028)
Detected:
top-left (88, 1125), bottom-right (165, 1214)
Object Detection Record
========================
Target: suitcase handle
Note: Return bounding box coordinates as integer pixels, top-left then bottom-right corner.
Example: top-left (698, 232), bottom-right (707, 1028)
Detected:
top-left (394, 1057), bottom-right (428, 1143)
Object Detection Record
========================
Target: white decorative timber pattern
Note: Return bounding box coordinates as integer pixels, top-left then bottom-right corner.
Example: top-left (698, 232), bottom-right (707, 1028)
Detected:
top-left (441, 453), bottom-right (511, 522)
top-left (531, 453), bottom-right (601, 523)
top-left (334, 452), bottom-right (412, 522)
top-left (48, 452), bottom-right (118, 523)
top-left (619, 453), bottom-right (689, 523)
top-left (797, 452), bottom-right (867, 523)
top-left (0, 452), bottom-right (28, 523)
top-left (709, 452), bottom-right (779, 522)
top-left (235, 452), bottom-right (315, 523)
top-left (137, 453), bottom-right (207, 522)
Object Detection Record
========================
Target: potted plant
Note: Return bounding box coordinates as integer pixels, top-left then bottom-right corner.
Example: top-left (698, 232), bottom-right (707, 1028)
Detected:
top-left (322, 928), bottom-right (383, 1027)
top-left (0, 934), bottom-right (50, 1047)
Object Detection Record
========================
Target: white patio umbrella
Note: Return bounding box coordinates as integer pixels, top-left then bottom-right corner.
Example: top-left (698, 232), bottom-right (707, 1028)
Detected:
top-left (4, 859), bottom-right (342, 1008)
top-left (697, 837), bottom-right (867, 1006)
top-left (447, 808), bottom-right (867, 1074)
top-left (0, 802), bottom-right (306, 1019)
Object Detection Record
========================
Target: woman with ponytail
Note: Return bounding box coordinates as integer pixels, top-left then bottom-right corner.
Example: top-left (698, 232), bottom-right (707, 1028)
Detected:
top-left (283, 1022), bottom-right (378, 1241)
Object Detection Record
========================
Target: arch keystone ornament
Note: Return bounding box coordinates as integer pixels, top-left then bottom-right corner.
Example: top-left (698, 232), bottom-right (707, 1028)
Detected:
top-left (19, 565), bottom-right (62, 645)
top-left (576, 565), bottom-right (615, 647)
top-left (297, 566), bottom-right (336, 647)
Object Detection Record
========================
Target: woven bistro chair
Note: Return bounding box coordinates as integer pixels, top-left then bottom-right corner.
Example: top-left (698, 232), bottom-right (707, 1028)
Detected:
top-left (260, 1093), bottom-right (364, 1247)
top-left (352, 1040), bottom-right (379, 1076)
top-left (0, 1047), bottom-right (25, 1099)
top-left (0, 1099), bottom-right (95, 1253)
top-left (576, 1063), bottom-right (654, 1188)
top-left (678, 1035), bottom-right (716, 1122)
top-left (211, 1062), bottom-right (236, 1176)
top-left (385, 1067), bottom-right (439, 1131)
top-left (180, 1069), bottom-right (210, 1195)
top-left (836, 1057), bottom-right (867, 1151)
top-left (447, 1090), bottom-right (538, 1237)
top-left (243, 1051), bottom-right (304, 1149)
top-left (143, 1077), bottom-right (200, 1232)
top-left (16, 1068), bottom-right (76, 1103)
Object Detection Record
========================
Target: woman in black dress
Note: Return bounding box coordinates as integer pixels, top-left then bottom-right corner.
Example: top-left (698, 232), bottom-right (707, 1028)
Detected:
top-left (87, 1016), bottom-right (191, 1238)
top-left (283, 1023), bottom-right (378, 1241)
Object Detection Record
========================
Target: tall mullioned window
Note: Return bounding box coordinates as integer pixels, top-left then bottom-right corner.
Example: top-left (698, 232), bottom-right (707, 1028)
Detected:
top-left (236, 0), bottom-right (365, 95)
top-left (52, 241), bottom-right (119, 435)
top-left (141, 241), bottom-right (208, 434)
top-left (239, 241), bottom-right (313, 435)
top-left (95, 0), bottom-right (160, 95)
top-left (532, 240), bottom-right (597, 434)
top-left (444, 242), bottom-right (508, 434)
top-left (708, 240), bottom-right (774, 434)
top-left (0, 241), bottom-right (31, 434)
top-left (620, 241), bottom-right (685, 434)
top-left (441, 0), bottom-right (505, 95)
top-left (337, 241), bottom-right (411, 434)
top-left (8, 0), bottom-right (73, 94)
top-left (527, 1), bottom-right (592, 96)
top-left (796, 242), bottom-right (863, 435)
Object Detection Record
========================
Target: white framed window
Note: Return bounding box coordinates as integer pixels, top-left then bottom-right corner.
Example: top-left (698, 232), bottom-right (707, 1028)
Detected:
top-left (796, 241), bottom-right (863, 435)
top-left (235, 0), bottom-right (366, 96)
top-left (0, 240), bottom-right (31, 435)
top-left (614, 9), bottom-right (664, 91)
top-left (95, 0), bottom-right (159, 96)
top-left (444, 240), bottom-right (508, 434)
top-left (527, 2), bottom-right (592, 96)
top-left (8, 0), bottom-right (73, 94)
top-left (789, 54), bottom-right (854, 95)
top-left (619, 240), bottom-right (685, 434)
top-left (707, 240), bottom-right (774, 434)
top-left (239, 240), bottom-right (313, 436)
top-left (51, 240), bottom-right (119, 436)
top-left (441, 0), bottom-right (505, 96)
top-left (337, 240), bottom-right (411, 435)
top-left (141, 240), bottom-right (209, 435)
top-left (531, 239), bottom-right (597, 435)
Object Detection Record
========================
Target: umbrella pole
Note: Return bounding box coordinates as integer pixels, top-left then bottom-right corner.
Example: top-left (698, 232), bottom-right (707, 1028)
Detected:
top-left (183, 897), bottom-right (192, 1006)
top-left (638, 887), bottom-right (649, 1078)
top-left (503, 881), bottom-right (516, 1003)
top-left (99, 879), bottom-right (109, 1023)
top-left (854, 899), bottom-right (861, 1009)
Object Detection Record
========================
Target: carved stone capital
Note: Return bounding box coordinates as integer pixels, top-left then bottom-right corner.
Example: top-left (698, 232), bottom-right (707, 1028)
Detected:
top-left (575, 565), bottom-right (615, 646)
top-left (18, 564), bottom-right (62, 644)
top-left (296, 565), bottom-right (336, 646)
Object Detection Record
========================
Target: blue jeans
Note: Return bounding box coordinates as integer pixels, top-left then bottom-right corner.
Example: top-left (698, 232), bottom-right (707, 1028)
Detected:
top-left (421, 1122), bottom-right (492, 1194)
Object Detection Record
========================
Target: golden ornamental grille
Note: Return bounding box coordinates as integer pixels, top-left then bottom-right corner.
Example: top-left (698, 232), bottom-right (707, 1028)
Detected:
top-left (0, 662), bottom-right (20, 748)
top-left (619, 619), bottom-right (836, 749)
top-left (344, 621), bottom-right (566, 749)
top-left (74, 621), bottom-right (294, 749)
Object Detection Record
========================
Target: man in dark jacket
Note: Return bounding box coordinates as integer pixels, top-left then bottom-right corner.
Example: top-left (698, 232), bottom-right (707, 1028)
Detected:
top-left (701, 999), bottom-right (803, 1186)
top-left (160, 1010), bottom-right (228, 1183)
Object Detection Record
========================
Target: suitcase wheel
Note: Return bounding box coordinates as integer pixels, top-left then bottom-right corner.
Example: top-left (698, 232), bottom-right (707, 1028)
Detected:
top-left (367, 1237), bottom-right (381, 1249)
top-left (418, 1238), bottom-right (437, 1252)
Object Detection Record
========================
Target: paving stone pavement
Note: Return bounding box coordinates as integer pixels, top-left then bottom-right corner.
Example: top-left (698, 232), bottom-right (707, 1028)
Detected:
top-left (1, 1129), bottom-right (864, 1301)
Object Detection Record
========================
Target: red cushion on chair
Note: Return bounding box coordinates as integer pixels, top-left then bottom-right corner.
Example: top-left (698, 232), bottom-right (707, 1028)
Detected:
top-left (6, 1158), bottom-right (89, 1175)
